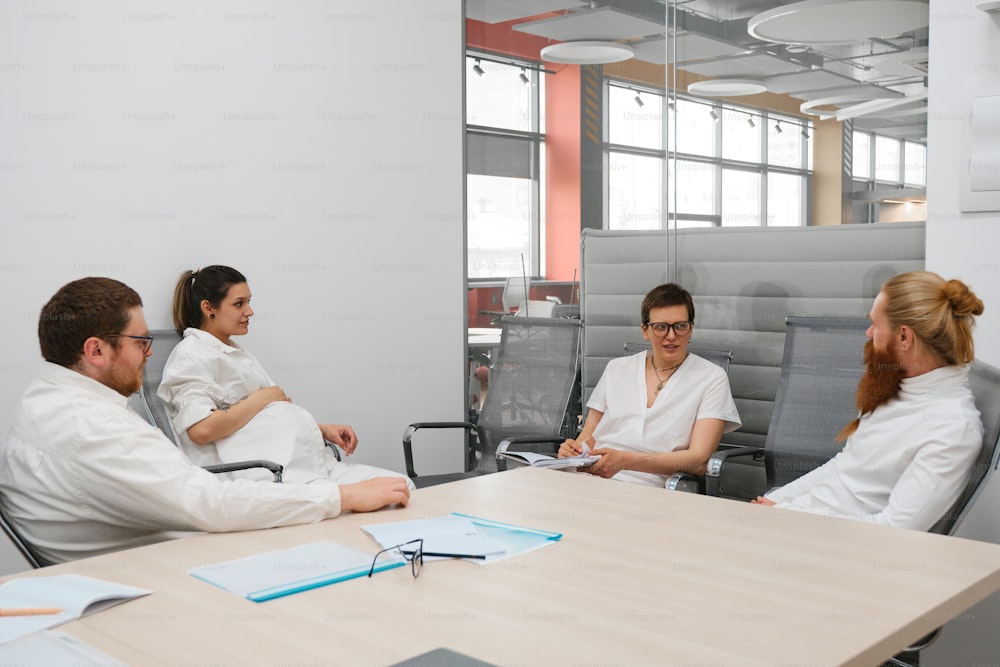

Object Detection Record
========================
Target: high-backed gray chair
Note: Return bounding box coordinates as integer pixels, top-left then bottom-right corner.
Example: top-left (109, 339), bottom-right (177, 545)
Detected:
top-left (704, 316), bottom-right (869, 498)
top-left (404, 316), bottom-right (582, 487)
top-left (0, 504), bottom-right (43, 571)
top-left (886, 359), bottom-right (1000, 666)
top-left (135, 329), bottom-right (285, 482)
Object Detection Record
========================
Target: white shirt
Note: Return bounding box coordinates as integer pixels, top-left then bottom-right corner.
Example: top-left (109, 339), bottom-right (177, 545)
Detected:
top-left (0, 362), bottom-right (343, 564)
top-left (156, 328), bottom-right (331, 481)
top-left (765, 365), bottom-right (983, 531)
top-left (588, 352), bottom-right (742, 487)
top-left (157, 328), bottom-right (413, 488)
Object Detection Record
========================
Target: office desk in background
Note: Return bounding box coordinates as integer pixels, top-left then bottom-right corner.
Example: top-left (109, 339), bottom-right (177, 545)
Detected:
top-left (30, 467), bottom-right (1000, 666)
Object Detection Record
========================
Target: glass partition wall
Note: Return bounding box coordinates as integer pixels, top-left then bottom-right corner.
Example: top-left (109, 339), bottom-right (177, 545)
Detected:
top-left (464, 0), bottom-right (928, 281)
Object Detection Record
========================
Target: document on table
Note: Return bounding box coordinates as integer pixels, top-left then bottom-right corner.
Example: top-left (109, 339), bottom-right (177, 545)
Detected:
top-left (189, 541), bottom-right (404, 602)
top-left (0, 630), bottom-right (126, 666)
top-left (361, 513), bottom-right (562, 564)
top-left (0, 574), bottom-right (151, 645)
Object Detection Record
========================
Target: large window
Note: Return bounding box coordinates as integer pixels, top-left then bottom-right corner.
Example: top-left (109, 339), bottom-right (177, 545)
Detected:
top-left (607, 82), bottom-right (812, 229)
top-left (467, 55), bottom-right (544, 279)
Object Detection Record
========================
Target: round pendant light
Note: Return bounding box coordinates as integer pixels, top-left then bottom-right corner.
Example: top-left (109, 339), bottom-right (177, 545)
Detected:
top-left (540, 41), bottom-right (635, 65)
top-left (687, 79), bottom-right (768, 97)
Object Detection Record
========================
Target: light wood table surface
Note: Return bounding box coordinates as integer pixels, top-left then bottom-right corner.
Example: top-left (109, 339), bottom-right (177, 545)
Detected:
top-left (29, 467), bottom-right (1000, 666)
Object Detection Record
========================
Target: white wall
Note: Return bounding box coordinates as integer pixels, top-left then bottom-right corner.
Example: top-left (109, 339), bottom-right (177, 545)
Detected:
top-left (0, 2), bottom-right (467, 479)
top-left (924, 1), bottom-right (1000, 663)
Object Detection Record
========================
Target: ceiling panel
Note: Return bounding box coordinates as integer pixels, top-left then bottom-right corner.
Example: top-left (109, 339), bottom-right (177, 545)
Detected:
top-left (631, 32), bottom-right (749, 66)
top-left (679, 53), bottom-right (802, 78)
top-left (792, 83), bottom-right (903, 101)
top-left (512, 6), bottom-right (664, 41)
top-left (465, 0), bottom-right (586, 24)
top-left (764, 69), bottom-right (860, 94)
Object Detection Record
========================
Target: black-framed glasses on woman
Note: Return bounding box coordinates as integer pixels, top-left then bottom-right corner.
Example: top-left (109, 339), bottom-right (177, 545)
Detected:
top-left (644, 321), bottom-right (692, 337)
top-left (368, 539), bottom-right (423, 579)
top-left (101, 333), bottom-right (155, 354)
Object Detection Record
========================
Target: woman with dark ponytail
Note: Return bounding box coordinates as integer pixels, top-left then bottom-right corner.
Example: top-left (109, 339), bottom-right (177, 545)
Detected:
top-left (157, 265), bottom-right (414, 488)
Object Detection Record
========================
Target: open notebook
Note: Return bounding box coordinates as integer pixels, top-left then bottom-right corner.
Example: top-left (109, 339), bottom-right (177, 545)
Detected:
top-left (0, 574), bottom-right (151, 645)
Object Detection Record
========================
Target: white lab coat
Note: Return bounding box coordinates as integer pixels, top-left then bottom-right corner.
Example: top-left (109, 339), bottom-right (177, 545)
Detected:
top-left (765, 365), bottom-right (982, 531)
top-left (0, 363), bottom-right (343, 564)
top-left (588, 352), bottom-right (741, 487)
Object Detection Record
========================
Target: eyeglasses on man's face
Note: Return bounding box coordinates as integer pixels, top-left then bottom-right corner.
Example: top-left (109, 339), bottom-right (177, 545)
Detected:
top-left (368, 538), bottom-right (423, 579)
top-left (101, 334), bottom-right (154, 355)
top-left (644, 321), bottom-right (692, 337)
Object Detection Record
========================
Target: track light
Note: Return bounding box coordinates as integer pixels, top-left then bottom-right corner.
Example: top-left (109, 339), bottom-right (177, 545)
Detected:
top-left (709, 108), bottom-right (719, 121)
top-left (747, 116), bottom-right (756, 129)
top-left (775, 121), bottom-right (783, 134)
top-left (519, 68), bottom-right (529, 85)
top-left (473, 59), bottom-right (485, 77)
top-left (667, 99), bottom-right (675, 110)
top-left (801, 128), bottom-right (810, 139)
top-left (634, 92), bottom-right (644, 107)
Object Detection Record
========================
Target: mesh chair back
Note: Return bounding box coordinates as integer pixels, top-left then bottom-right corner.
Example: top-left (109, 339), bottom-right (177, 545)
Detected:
top-left (138, 329), bottom-right (184, 444)
top-left (0, 504), bottom-right (42, 570)
top-left (475, 315), bottom-right (582, 473)
top-left (551, 304), bottom-right (580, 319)
top-left (765, 316), bottom-right (869, 488)
top-left (929, 359), bottom-right (1000, 535)
top-left (623, 342), bottom-right (733, 375)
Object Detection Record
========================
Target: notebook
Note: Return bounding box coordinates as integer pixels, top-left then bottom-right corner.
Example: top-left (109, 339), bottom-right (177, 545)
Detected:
top-left (189, 540), bottom-right (403, 602)
top-left (0, 574), bottom-right (151, 645)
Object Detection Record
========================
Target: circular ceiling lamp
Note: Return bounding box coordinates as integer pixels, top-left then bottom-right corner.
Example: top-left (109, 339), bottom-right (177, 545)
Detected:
top-left (800, 94), bottom-right (878, 119)
top-left (688, 79), bottom-right (768, 97)
top-left (748, 0), bottom-right (930, 46)
top-left (540, 41), bottom-right (635, 65)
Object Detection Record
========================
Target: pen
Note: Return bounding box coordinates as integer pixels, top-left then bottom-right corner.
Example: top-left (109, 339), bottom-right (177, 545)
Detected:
top-left (422, 553), bottom-right (488, 560)
top-left (0, 608), bottom-right (64, 617)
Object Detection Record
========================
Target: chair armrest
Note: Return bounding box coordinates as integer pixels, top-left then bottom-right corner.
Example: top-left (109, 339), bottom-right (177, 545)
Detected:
top-left (665, 473), bottom-right (705, 494)
top-left (402, 421), bottom-right (477, 479)
top-left (495, 436), bottom-right (565, 471)
top-left (704, 446), bottom-right (764, 497)
top-left (204, 460), bottom-right (284, 483)
top-left (324, 439), bottom-right (342, 462)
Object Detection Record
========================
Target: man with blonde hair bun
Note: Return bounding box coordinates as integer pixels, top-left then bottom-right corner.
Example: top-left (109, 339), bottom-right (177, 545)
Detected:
top-left (753, 270), bottom-right (985, 531)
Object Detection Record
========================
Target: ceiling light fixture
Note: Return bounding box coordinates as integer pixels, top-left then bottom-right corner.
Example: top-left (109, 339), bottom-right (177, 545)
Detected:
top-left (473, 59), bottom-right (485, 77)
top-left (540, 40), bottom-right (635, 65)
top-left (709, 108), bottom-right (719, 121)
top-left (747, 0), bottom-right (931, 47)
top-left (687, 79), bottom-right (768, 97)
top-left (775, 121), bottom-right (783, 134)
top-left (634, 92), bottom-right (644, 108)
top-left (801, 128), bottom-right (810, 139)
top-left (747, 116), bottom-right (756, 129)
top-left (519, 68), bottom-right (530, 85)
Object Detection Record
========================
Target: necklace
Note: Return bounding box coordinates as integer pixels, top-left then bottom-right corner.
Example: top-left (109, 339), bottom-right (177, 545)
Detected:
top-left (650, 355), bottom-right (686, 392)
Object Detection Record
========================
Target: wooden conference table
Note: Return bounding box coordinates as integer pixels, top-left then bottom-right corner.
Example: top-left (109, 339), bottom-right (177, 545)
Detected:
top-left (33, 467), bottom-right (1000, 666)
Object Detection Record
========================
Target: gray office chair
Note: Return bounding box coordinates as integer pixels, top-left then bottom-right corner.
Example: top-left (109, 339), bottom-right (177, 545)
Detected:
top-left (704, 315), bottom-right (869, 498)
top-left (886, 358), bottom-right (1000, 666)
top-left (404, 315), bottom-right (582, 488)
top-left (0, 504), bottom-right (43, 571)
top-left (135, 329), bottom-right (285, 482)
top-left (623, 341), bottom-right (735, 492)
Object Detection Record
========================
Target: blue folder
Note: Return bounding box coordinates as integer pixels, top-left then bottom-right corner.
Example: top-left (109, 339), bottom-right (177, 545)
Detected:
top-left (189, 541), bottom-right (404, 602)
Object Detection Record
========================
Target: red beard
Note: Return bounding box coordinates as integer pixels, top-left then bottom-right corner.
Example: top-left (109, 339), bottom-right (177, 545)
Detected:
top-left (836, 339), bottom-right (906, 442)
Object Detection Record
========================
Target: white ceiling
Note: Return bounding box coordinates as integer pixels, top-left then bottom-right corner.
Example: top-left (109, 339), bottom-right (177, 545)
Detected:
top-left (468, 0), bottom-right (929, 141)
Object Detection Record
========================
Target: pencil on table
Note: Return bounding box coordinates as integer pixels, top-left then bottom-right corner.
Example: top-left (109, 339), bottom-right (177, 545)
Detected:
top-left (0, 608), bottom-right (64, 617)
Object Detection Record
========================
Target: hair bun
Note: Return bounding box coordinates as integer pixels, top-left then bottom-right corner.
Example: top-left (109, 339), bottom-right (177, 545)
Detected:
top-left (944, 280), bottom-right (985, 317)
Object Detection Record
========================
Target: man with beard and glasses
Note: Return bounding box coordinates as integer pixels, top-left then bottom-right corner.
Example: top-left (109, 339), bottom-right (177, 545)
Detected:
top-left (0, 277), bottom-right (410, 564)
top-left (751, 271), bottom-right (985, 531)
